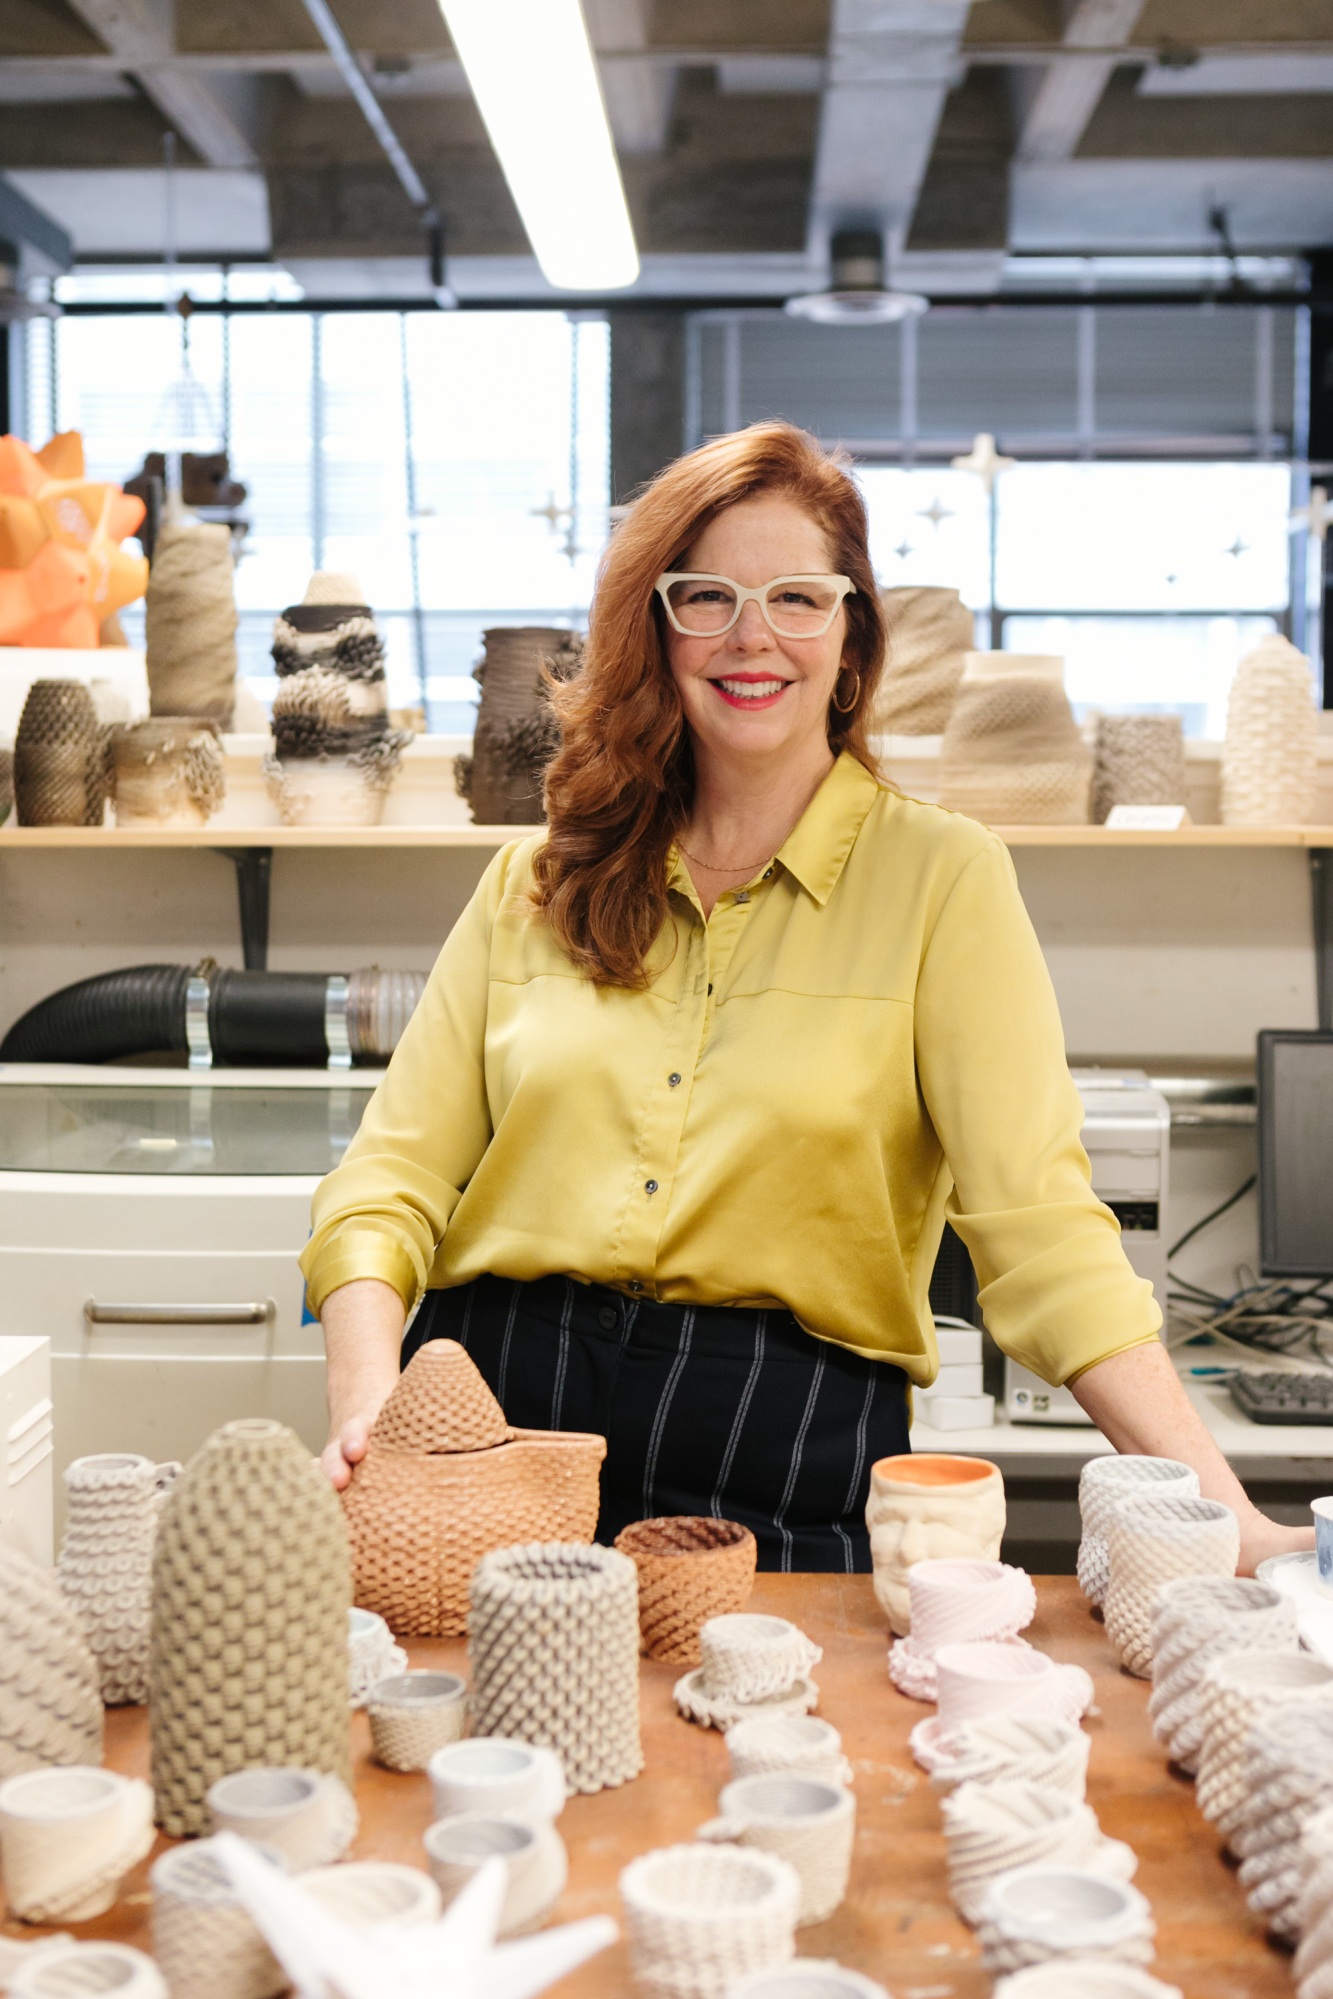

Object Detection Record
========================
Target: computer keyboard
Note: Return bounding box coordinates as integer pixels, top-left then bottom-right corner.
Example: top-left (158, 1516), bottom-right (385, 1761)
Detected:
top-left (1229, 1371), bottom-right (1333, 1425)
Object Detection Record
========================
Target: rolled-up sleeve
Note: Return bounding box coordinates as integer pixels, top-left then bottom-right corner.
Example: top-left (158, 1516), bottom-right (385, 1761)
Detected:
top-left (299, 841), bottom-right (519, 1316)
top-left (913, 834), bottom-right (1162, 1386)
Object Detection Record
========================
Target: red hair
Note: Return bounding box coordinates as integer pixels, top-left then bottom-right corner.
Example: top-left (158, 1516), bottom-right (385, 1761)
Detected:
top-left (532, 422), bottom-right (886, 988)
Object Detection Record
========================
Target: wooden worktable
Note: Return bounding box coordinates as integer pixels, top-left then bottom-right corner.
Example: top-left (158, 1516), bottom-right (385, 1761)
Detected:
top-left (14, 1574), bottom-right (1296, 1998)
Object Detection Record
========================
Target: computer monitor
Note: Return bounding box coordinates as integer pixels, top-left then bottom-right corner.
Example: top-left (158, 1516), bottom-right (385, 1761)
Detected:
top-left (1257, 1029), bottom-right (1333, 1277)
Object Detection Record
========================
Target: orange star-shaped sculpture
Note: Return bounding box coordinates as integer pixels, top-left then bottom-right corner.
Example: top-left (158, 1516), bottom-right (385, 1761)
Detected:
top-left (0, 431), bottom-right (148, 648)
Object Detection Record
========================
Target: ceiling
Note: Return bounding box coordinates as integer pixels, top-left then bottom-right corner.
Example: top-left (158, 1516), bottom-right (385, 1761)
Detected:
top-left (1, 0), bottom-right (1331, 296)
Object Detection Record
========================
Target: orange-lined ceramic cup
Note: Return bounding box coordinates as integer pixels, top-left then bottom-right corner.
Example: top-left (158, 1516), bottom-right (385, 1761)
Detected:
top-left (865, 1455), bottom-right (1006, 1636)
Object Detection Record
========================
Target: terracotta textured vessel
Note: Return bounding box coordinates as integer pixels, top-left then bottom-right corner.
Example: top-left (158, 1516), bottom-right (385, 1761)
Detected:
top-left (342, 1340), bottom-right (605, 1637)
top-left (614, 1516), bottom-right (757, 1664)
top-left (865, 1455), bottom-right (1005, 1636)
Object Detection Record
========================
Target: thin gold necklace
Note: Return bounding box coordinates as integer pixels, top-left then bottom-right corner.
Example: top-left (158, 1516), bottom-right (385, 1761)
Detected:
top-left (677, 841), bottom-right (772, 873)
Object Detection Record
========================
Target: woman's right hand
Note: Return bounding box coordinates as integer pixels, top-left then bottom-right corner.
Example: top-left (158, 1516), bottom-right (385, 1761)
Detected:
top-left (321, 1412), bottom-right (382, 1490)
top-left (318, 1277), bottom-right (407, 1489)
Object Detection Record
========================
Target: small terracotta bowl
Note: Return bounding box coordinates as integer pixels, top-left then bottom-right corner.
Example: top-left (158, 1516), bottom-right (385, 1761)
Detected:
top-left (614, 1515), bottom-right (758, 1665)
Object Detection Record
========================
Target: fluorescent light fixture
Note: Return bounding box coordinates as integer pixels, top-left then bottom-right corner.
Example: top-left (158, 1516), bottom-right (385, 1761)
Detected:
top-left (438, 0), bottom-right (639, 292)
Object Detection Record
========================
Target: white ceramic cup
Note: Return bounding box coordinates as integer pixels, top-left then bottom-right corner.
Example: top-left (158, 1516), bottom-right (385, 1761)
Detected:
top-left (427, 1738), bottom-right (566, 1825)
top-left (728, 1966), bottom-right (890, 1999)
top-left (0, 1766), bottom-right (155, 1923)
top-left (934, 1642), bottom-right (1094, 1732)
top-left (699, 1774), bottom-right (855, 1927)
top-left (423, 1813), bottom-right (568, 1937)
top-left (299, 1862), bottom-right (441, 1930)
top-left (7, 1944), bottom-right (168, 1999)
top-left (725, 1715), bottom-right (853, 1787)
top-left (206, 1768), bottom-right (358, 1872)
top-left (367, 1671), bottom-right (468, 1771)
top-left (699, 1615), bottom-right (822, 1703)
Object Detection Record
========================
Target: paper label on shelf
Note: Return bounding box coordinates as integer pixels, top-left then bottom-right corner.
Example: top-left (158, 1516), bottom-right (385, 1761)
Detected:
top-left (1105, 805), bottom-right (1192, 830)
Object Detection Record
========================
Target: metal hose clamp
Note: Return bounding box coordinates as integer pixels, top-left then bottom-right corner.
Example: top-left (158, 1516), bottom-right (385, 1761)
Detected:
top-left (324, 975), bottom-right (352, 1070)
top-left (185, 975), bottom-right (213, 1071)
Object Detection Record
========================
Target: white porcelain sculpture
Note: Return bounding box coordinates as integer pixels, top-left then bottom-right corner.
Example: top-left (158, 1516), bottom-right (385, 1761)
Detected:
top-left (865, 1454), bottom-right (1005, 1636)
top-left (993, 1966), bottom-right (1181, 1999)
top-left (619, 1842), bottom-right (800, 1999)
top-left (1222, 633), bottom-right (1318, 826)
top-left (928, 1715), bottom-right (1090, 1800)
top-left (57, 1452), bottom-right (178, 1705)
top-left (942, 1780), bottom-right (1136, 1925)
top-left (725, 1715), bottom-right (853, 1788)
top-left (215, 1831), bottom-right (616, 1999)
top-left (976, 1867), bottom-right (1156, 1977)
top-left (369, 1671), bottom-right (468, 1772)
top-left (1103, 1494), bottom-right (1240, 1678)
top-left (348, 1607), bottom-right (407, 1709)
top-left (0, 1765), bottom-right (155, 1923)
top-left (910, 1641), bottom-right (1094, 1771)
top-left (698, 1773), bottom-right (856, 1927)
top-left (151, 1837), bottom-right (288, 1999)
top-left (207, 1767), bottom-right (358, 1871)
top-left (888, 1558), bottom-right (1036, 1701)
top-left (424, 1814), bottom-right (568, 1938)
top-left (1294, 1802), bottom-right (1333, 1998)
top-left (1195, 1650), bottom-right (1333, 1843)
top-left (1232, 1704), bottom-right (1333, 1940)
top-left (1148, 1575), bottom-right (1298, 1773)
top-left (428, 1739), bottom-right (566, 1826)
top-left (7, 1942), bottom-right (168, 1999)
top-left (1077, 1457), bottom-right (1198, 1610)
top-left (675, 1613), bottom-right (822, 1730)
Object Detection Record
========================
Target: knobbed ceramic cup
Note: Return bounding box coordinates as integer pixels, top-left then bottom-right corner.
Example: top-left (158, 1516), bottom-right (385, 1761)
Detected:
top-left (299, 1861), bottom-right (441, 1930)
top-left (1076, 1456), bottom-right (1198, 1610)
top-left (423, 1812), bottom-right (568, 1937)
top-left (150, 1836), bottom-right (288, 1999)
top-left (206, 1767), bottom-right (358, 1872)
top-left (367, 1670), bottom-right (468, 1772)
top-left (865, 1455), bottom-right (1005, 1637)
top-left (427, 1737), bottom-right (566, 1825)
top-left (699, 1774), bottom-right (855, 1927)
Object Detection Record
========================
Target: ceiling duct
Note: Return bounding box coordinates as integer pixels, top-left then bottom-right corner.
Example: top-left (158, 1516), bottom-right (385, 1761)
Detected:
top-left (785, 228), bottom-right (928, 325)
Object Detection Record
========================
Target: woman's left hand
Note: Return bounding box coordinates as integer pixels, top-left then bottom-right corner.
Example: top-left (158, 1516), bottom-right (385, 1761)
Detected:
top-left (1236, 1510), bottom-right (1316, 1578)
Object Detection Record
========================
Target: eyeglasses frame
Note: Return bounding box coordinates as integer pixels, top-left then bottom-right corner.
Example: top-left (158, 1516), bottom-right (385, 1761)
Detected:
top-left (654, 571), bottom-right (857, 640)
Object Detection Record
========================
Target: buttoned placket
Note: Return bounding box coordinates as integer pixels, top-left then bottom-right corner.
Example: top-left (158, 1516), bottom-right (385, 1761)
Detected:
top-left (612, 863), bottom-right (774, 1297)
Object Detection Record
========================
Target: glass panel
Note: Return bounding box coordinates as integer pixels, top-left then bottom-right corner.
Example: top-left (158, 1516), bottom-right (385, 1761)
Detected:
top-left (1002, 614), bottom-right (1281, 740)
top-left (0, 1084), bottom-right (375, 1176)
top-left (857, 466), bottom-right (992, 614)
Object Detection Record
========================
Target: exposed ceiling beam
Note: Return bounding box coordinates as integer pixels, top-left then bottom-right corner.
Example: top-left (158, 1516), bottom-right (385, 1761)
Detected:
top-left (583, 0), bottom-right (675, 154)
top-left (808, 0), bottom-right (970, 262)
top-left (58, 0), bottom-right (261, 168)
top-left (1016, 0), bottom-right (1145, 164)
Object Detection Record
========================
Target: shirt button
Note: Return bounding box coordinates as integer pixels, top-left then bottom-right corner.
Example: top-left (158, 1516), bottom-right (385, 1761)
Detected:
top-left (597, 1305), bottom-right (617, 1331)
top-left (628, 1280), bottom-right (643, 1294)
top-left (668, 1072), bottom-right (681, 1087)
top-left (735, 891), bottom-right (749, 904)
top-left (645, 1179), bottom-right (658, 1194)
top-left (763, 868), bottom-right (773, 879)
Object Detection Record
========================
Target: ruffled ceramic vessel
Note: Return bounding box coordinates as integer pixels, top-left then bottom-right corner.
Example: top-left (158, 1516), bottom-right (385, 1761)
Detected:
top-left (58, 1453), bottom-right (178, 1705)
top-left (941, 1779), bottom-right (1136, 1925)
top-left (0, 1765), bottom-right (154, 1923)
top-left (1293, 1801), bottom-right (1333, 1997)
top-left (888, 1558), bottom-right (1036, 1701)
top-left (1194, 1650), bottom-right (1333, 1845)
top-left (910, 1641), bottom-right (1094, 1770)
top-left (927, 1715), bottom-right (1090, 1800)
top-left (342, 1341), bottom-right (605, 1637)
top-left (1232, 1704), bottom-right (1333, 1939)
top-left (0, 1545), bottom-right (103, 1780)
top-left (676, 1614), bottom-right (823, 1731)
top-left (614, 1516), bottom-right (757, 1664)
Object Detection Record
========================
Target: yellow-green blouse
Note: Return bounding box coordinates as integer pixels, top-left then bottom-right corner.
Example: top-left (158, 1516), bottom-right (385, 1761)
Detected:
top-left (301, 752), bottom-right (1161, 1387)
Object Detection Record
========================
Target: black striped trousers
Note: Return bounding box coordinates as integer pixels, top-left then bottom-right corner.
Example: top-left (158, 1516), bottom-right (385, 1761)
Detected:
top-left (404, 1274), bottom-right (911, 1573)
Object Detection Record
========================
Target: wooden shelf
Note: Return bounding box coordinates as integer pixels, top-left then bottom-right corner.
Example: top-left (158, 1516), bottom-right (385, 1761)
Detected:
top-left (0, 823), bottom-right (1331, 851)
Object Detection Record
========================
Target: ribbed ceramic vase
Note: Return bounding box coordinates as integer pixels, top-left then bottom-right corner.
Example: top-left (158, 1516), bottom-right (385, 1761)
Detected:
top-left (0, 1545), bottom-right (103, 1780)
top-left (1102, 1494), bottom-right (1239, 1678)
top-left (1232, 1704), bottom-right (1333, 1940)
top-left (889, 1559), bottom-right (1037, 1701)
top-left (150, 1419), bottom-right (352, 1835)
top-left (1076, 1457), bottom-right (1198, 1610)
top-left (1194, 1651), bottom-right (1333, 1846)
top-left (1147, 1575), bottom-right (1298, 1773)
top-left (927, 1716), bottom-right (1090, 1800)
top-left (1293, 1801), bottom-right (1333, 1997)
top-left (58, 1453), bottom-right (177, 1705)
top-left (941, 1780), bottom-right (1135, 1926)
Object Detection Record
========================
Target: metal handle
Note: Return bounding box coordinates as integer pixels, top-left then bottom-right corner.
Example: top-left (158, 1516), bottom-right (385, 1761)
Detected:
top-left (84, 1299), bottom-right (276, 1327)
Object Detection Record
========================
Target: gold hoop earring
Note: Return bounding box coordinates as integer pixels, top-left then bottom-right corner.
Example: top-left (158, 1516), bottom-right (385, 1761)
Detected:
top-left (832, 668), bottom-right (861, 715)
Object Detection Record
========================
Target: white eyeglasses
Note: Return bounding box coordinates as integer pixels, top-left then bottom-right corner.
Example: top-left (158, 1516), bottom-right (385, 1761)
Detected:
top-left (655, 572), bottom-right (856, 641)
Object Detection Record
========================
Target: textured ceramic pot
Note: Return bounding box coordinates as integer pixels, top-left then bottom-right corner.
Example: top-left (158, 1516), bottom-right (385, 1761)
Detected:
top-left (151, 1418), bottom-right (351, 1836)
top-left (865, 1455), bottom-right (1005, 1636)
top-left (341, 1340), bottom-right (605, 1637)
top-left (1103, 1494), bottom-right (1240, 1678)
top-left (976, 1868), bottom-right (1156, 1976)
top-left (1147, 1576), bottom-right (1298, 1774)
top-left (347, 1607), bottom-right (407, 1709)
top-left (698, 1615), bottom-right (823, 1703)
top-left (941, 1779), bottom-right (1136, 1925)
top-left (1076, 1457), bottom-right (1198, 1610)
top-left (423, 1812), bottom-right (568, 1937)
top-left (299, 1862), bottom-right (441, 1930)
top-left (614, 1516), bottom-right (758, 1665)
top-left (993, 1966), bottom-right (1182, 1999)
top-left (1232, 1703), bottom-right (1333, 1940)
top-left (911, 1641), bottom-right (1094, 1769)
top-left (207, 1767), bottom-right (358, 1872)
top-left (728, 1966), bottom-right (889, 1999)
top-left (1194, 1651), bottom-right (1333, 1842)
top-left (468, 1543), bottom-right (642, 1794)
top-left (889, 1559), bottom-right (1037, 1701)
top-left (58, 1453), bottom-right (176, 1706)
top-left (367, 1671), bottom-right (468, 1772)
top-left (619, 1843), bottom-right (801, 1999)
top-left (150, 1837), bottom-right (287, 1999)
top-left (1293, 1800), bottom-right (1333, 1995)
top-left (7, 1943), bottom-right (168, 1999)
top-left (0, 1765), bottom-right (154, 1923)
top-left (725, 1716), bottom-right (853, 1788)
top-left (427, 1738), bottom-right (566, 1825)
top-left (927, 1716), bottom-right (1090, 1800)
top-left (0, 1545), bottom-right (103, 1780)
top-left (699, 1774), bottom-right (856, 1927)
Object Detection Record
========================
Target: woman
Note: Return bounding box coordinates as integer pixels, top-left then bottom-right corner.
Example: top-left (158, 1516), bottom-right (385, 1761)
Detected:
top-left (305, 422), bottom-right (1307, 1575)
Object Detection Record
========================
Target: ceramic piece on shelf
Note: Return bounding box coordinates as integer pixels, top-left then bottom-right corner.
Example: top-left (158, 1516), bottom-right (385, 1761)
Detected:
top-left (456, 626), bottom-right (583, 825)
top-left (938, 660), bottom-right (1092, 826)
top-left (0, 429), bottom-right (147, 651)
top-left (7, 1942), bottom-right (167, 1999)
top-left (941, 1779), bottom-right (1136, 1925)
top-left (300, 1862), bottom-right (442, 1931)
top-left (871, 584), bottom-right (973, 734)
top-left (151, 1836), bottom-right (288, 1999)
top-left (57, 1451), bottom-right (175, 1706)
top-left (1091, 714), bottom-right (1186, 825)
top-left (1293, 1801), bottom-right (1333, 1994)
top-left (368, 1671), bottom-right (468, 1772)
top-left (1231, 1703), bottom-right (1333, 1940)
top-left (348, 1607), bottom-right (408, 1709)
top-left (1195, 1651), bottom-right (1333, 1845)
top-left (146, 516), bottom-right (239, 724)
top-left (150, 1418), bottom-right (352, 1837)
top-left (110, 718), bottom-right (225, 828)
top-left (1148, 1576), bottom-right (1298, 1773)
top-left (1221, 634), bottom-right (1318, 826)
top-left (0, 1765), bottom-right (154, 1923)
top-left (468, 1543), bottom-right (642, 1795)
top-left (888, 1558), bottom-right (1037, 1701)
top-left (674, 1671), bottom-right (821, 1733)
top-left (213, 1830), bottom-right (617, 1999)
top-left (0, 1545), bottom-right (103, 1780)
top-left (864, 1454), bottom-right (1005, 1636)
top-left (613, 1516), bottom-right (757, 1664)
top-left (1256, 1551), bottom-right (1333, 1665)
top-left (724, 1715), bottom-right (853, 1788)
top-left (341, 1340), bottom-right (604, 1638)
top-left (698, 1773), bottom-right (856, 1927)
top-left (975, 1867), bottom-right (1156, 1977)
top-left (427, 1739), bottom-right (567, 1826)
top-left (910, 1641), bottom-right (1094, 1770)
top-left (424, 1813), bottom-right (568, 1938)
top-left (993, 1965), bottom-right (1182, 1999)
top-left (207, 1768), bottom-right (358, 1872)
top-left (1076, 1457), bottom-right (1199, 1610)
top-left (728, 1968), bottom-right (889, 1999)
top-left (14, 679), bottom-right (106, 825)
top-left (927, 1715), bottom-right (1090, 1800)
top-left (697, 1615), bottom-right (823, 1704)
top-left (1103, 1494), bottom-right (1240, 1679)
top-left (619, 1842), bottom-right (801, 1999)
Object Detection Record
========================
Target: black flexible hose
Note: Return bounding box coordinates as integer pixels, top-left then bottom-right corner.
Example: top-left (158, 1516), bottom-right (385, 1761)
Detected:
top-left (0, 966), bottom-right (192, 1064)
top-left (208, 970), bottom-right (329, 1066)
